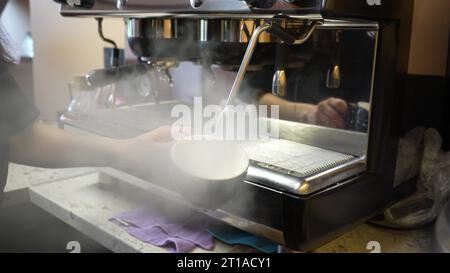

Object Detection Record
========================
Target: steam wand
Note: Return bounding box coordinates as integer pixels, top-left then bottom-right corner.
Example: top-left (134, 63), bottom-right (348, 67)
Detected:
top-left (96, 18), bottom-right (120, 68)
top-left (96, 17), bottom-right (120, 108)
top-left (224, 21), bottom-right (319, 106)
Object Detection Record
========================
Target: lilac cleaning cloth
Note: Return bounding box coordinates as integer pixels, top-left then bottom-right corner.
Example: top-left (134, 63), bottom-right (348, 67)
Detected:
top-left (110, 207), bottom-right (214, 253)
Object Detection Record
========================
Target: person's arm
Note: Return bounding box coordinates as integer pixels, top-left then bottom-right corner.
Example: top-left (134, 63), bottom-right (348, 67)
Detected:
top-left (9, 123), bottom-right (174, 177)
top-left (9, 123), bottom-right (117, 168)
top-left (258, 93), bottom-right (348, 129)
top-left (259, 93), bottom-right (316, 123)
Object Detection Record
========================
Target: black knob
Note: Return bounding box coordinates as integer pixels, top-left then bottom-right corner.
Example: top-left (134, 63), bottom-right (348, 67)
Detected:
top-left (243, 0), bottom-right (276, 9)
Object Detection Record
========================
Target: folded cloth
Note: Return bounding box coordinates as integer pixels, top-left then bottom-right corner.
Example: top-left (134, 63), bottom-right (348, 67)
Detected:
top-left (0, 22), bottom-right (21, 65)
top-left (111, 207), bottom-right (214, 253)
top-left (208, 225), bottom-right (278, 253)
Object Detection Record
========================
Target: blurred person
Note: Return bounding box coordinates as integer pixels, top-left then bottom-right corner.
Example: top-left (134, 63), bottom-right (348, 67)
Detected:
top-left (199, 66), bottom-right (349, 129)
top-left (0, 22), bottom-right (174, 202)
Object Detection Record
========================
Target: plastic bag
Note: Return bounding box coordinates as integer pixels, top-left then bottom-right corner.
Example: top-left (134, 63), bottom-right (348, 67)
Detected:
top-left (381, 128), bottom-right (450, 228)
top-left (394, 127), bottom-right (425, 187)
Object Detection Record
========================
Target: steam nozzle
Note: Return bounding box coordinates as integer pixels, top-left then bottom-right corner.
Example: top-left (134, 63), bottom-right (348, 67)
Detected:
top-left (272, 70), bottom-right (287, 97)
top-left (272, 39), bottom-right (289, 97)
top-left (326, 64), bottom-right (341, 89)
top-left (326, 30), bottom-right (342, 89)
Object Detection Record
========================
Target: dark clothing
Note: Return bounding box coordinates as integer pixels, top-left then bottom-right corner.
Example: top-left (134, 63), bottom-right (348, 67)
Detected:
top-left (0, 62), bottom-right (39, 201)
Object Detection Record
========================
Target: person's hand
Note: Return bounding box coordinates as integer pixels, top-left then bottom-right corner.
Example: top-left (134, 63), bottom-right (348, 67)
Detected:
top-left (133, 125), bottom-right (175, 143)
top-left (112, 126), bottom-right (176, 184)
top-left (306, 98), bottom-right (348, 129)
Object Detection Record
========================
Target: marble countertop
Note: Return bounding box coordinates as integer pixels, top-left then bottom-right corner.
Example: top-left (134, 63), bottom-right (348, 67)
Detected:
top-left (4, 164), bottom-right (435, 253)
top-left (314, 223), bottom-right (433, 253)
top-left (28, 172), bottom-right (243, 253)
top-left (5, 164), bottom-right (95, 193)
top-left (2, 164), bottom-right (95, 208)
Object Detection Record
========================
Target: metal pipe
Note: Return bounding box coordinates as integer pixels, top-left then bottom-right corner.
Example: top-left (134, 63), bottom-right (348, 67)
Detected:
top-left (293, 21), bottom-right (319, 45)
top-left (225, 22), bottom-right (271, 105)
top-left (225, 21), bottom-right (319, 105)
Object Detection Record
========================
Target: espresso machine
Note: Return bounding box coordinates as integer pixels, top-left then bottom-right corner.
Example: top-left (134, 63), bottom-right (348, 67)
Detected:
top-left (55, 0), bottom-right (414, 251)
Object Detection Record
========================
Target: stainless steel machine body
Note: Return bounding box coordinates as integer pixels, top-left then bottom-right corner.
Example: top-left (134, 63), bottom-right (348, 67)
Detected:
top-left (56, 0), bottom-right (414, 251)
